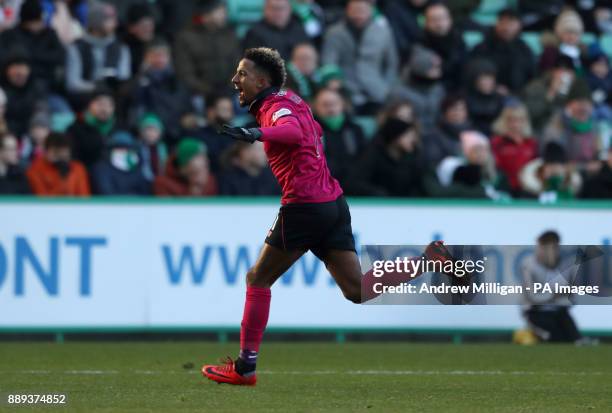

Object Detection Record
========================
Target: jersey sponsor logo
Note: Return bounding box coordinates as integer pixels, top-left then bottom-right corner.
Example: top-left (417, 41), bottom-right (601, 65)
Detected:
top-left (276, 89), bottom-right (287, 96)
top-left (272, 108), bottom-right (292, 123)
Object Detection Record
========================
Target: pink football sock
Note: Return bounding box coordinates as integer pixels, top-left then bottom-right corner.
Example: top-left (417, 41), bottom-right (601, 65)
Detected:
top-left (240, 285), bottom-right (272, 353)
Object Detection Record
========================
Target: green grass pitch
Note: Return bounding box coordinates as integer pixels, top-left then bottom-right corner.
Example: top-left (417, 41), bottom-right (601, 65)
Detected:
top-left (1, 342), bottom-right (612, 412)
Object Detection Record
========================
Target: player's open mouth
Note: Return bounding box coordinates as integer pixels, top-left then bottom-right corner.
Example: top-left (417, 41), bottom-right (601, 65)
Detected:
top-left (235, 85), bottom-right (244, 99)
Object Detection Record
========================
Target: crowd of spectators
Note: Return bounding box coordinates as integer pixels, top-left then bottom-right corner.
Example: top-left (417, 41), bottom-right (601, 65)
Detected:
top-left (0, 0), bottom-right (610, 201)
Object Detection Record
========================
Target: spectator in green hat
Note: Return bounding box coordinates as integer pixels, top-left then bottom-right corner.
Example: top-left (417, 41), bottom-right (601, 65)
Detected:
top-left (137, 113), bottom-right (167, 180)
top-left (154, 137), bottom-right (218, 197)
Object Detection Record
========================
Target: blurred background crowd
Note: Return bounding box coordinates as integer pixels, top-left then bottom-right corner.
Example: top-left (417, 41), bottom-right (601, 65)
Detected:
top-left (0, 0), bottom-right (610, 201)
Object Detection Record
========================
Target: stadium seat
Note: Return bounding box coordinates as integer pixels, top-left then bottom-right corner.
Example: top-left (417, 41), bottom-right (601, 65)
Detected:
top-left (601, 34), bottom-right (612, 58)
top-left (476, 0), bottom-right (510, 15)
top-left (521, 32), bottom-right (543, 57)
top-left (354, 116), bottom-right (378, 140)
top-left (231, 114), bottom-right (253, 127)
top-left (581, 32), bottom-right (597, 47)
top-left (471, 12), bottom-right (497, 26)
top-left (463, 31), bottom-right (484, 50)
top-left (50, 112), bottom-right (75, 133)
top-left (227, 0), bottom-right (264, 24)
top-left (235, 23), bottom-right (250, 39)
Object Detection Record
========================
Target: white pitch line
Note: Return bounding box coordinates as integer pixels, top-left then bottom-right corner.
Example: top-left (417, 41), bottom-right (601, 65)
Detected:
top-left (4, 369), bottom-right (610, 376)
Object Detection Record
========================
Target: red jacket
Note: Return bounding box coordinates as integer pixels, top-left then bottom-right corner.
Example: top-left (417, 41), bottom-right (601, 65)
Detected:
top-left (27, 157), bottom-right (90, 196)
top-left (154, 155), bottom-right (217, 197)
top-left (491, 135), bottom-right (538, 191)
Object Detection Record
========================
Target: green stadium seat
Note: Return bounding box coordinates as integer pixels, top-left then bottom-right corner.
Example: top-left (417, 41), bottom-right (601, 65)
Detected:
top-left (521, 32), bottom-right (542, 57)
top-left (354, 116), bottom-right (378, 140)
top-left (601, 34), bottom-right (612, 58)
top-left (231, 114), bottom-right (253, 127)
top-left (471, 12), bottom-right (498, 26)
top-left (581, 32), bottom-right (597, 46)
top-left (463, 31), bottom-right (484, 50)
top-left (227, 0), bottom-right (264, 24)
top-left (476, 0), bottom-right (509, 15)
top-left (50, 112), bottom-right (75, 133)
top-left (235, 23), bottom-right (250, 39)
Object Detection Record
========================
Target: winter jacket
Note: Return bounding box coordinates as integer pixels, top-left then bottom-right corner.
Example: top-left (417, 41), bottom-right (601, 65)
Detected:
top-left (344, 142), bottom-right (425, 197)
top-left (65, 34), bottom-right (131, 93)
top-left (0, 25), bottom-right (65, 89)
top-left (471, 29), bottom-right (536, 92)
top-left (322, 17), bottom-right (398, 106)
top-left (318, 115), bottom-right (367, 186)
top-left (26, 157), bottom-right (90, 196)
top-left (491, 135), bottom-right (538, 191)
top-left (90, 160), bottom-right (152, 195)
top-left (243, 16), bottom-right (309, 60)
top-left (218, 166), bottom-right (280, 196)
top-left (154, 155), bottom-right (218, 197)
top-left (128, 68), bottom-right (193, 141)
top-left (174, 23), bottom-right (241, 96)
top-left (0, 164), bottom-right (30, 194)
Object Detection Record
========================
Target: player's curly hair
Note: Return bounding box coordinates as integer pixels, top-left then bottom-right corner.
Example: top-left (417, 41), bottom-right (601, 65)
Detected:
top-left (244, 47), bottom-right (287, 88)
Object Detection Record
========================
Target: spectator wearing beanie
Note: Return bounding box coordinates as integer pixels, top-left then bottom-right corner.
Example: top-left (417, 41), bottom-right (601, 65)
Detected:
top-left (137, 113), bottom-right (168, 181)
top-left (344, 118), bottom-right (425, 197)
top-left (393, 45), bottom-right (445, 135)
top-left (27, 132), bottom-right (90, 196)
top-left (174, 0), bottom-right (241, 97)
top-left (154, 138), bottom-right (218, 197)
top-left (66, 88), bottom-right (118, 170)
top-left (464, 58), bottom-right (505, 136)
top-left (0, 51), bottom-right (47, 137)
top-left (65, 1), bottom-right (131, 100)
top-left (519, 141), bottom-right (582, 201)
top-left (491, 102), bottom-right (538, 195)
top-left (90, 130), bottom-right (151, 195)
top-left (543, 80), bottom-right (601, 166)
top-left (20, 111), bottom-right (51, 163)
top-left (0, 0), bottom-right (65, 91)
top-left (123, 2), bottom-right (156, 75)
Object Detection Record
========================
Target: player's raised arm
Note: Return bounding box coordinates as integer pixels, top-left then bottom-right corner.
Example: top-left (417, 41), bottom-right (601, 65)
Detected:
top-left (220, 116), bottom-right (303, 145)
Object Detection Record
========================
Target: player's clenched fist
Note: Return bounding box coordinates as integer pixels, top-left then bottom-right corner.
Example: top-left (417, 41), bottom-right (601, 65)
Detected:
top-left (220, 124), bottom-right (262, 143)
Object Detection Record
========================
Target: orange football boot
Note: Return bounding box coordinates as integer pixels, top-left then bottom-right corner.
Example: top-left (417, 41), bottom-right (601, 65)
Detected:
top-left (202, 357), bottom-right (257, 386)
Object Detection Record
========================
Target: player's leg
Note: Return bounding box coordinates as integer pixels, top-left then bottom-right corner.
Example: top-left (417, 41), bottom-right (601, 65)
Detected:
top-left (315, 197), bottom-right (455, 303)
top-left (239, 243), bottom-right (305, 367)
top-left (202, 243), bottom-right (305, 385)
top-left (322, 242), bottom-right (456, 303)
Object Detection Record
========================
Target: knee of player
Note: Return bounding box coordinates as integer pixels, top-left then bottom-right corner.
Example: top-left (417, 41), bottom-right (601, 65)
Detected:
top-left (245, 268), bottom-right (269, 288)
top-left (343, 289), bottom-right (362, 304)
